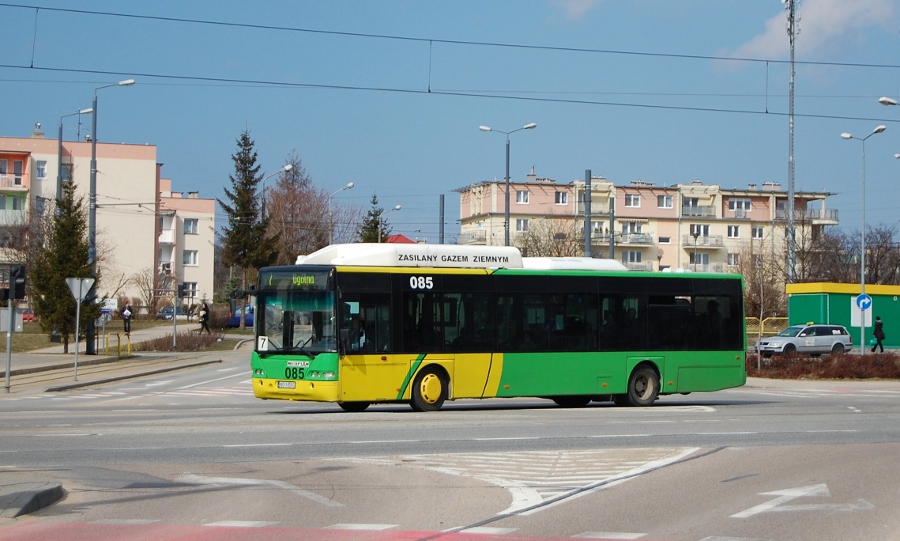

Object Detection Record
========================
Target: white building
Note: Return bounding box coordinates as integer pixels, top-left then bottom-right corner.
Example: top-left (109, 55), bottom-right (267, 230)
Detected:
top-left (0, 125), bottom-right (214, 313)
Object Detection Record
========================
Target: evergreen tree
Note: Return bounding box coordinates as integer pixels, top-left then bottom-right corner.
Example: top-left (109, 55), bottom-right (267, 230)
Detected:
top-left (30, 181), bottom-right (100, 353)
top-left (358, 193), bottom-right (392, 243)
top-left (217, 130), bottom-right (280, 290)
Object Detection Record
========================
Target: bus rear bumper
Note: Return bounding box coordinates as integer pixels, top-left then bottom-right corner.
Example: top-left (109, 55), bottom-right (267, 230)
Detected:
top-left (253, 378), bottom-right (339, 402)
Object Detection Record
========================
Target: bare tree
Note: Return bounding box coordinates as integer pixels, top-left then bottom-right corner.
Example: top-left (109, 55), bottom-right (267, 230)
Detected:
top-left (266, 151), bottom-right (363, 263)
top-left (129, 267), bottom-right (158, 315)
top-left (513, 218), bottom-right (581, 257)
top-left (864, 224), bottom-right (900, 285)
top-left (737, 241), bottom-right (785, 319)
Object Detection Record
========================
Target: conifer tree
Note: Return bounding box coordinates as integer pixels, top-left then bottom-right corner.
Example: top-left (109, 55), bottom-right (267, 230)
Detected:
top-left (31, 180), bottom-right (100, 352)
top-left (217, 129), bottom-right (280, 290)
top-left (358, 193), bottom-right (392, 243)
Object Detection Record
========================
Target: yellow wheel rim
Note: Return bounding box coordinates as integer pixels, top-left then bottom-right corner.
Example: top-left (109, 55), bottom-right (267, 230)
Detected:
top-left (419, 373), bottom-right (443, 404)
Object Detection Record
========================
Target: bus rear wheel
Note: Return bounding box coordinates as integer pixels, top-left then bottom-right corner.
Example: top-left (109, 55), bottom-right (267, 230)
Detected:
top-left (410, 367), bottom-right (447, 412)
top-left (338, 401), bottom-right (370, 412)
top-left (617, 365), bottom-right (659, 407)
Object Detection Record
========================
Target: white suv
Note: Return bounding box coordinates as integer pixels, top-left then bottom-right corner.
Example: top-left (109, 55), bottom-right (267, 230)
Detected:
top-left (756, 324), bottom-right (852, 357)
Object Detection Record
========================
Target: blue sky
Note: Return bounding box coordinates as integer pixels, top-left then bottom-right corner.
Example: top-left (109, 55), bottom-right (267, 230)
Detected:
top-left (3, 0), bottom-right (900, 243)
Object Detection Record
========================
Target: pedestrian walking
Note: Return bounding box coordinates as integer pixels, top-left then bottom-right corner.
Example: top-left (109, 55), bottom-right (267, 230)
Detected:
top-left (122, 301), bottom-right (133, 336)
top-left (198, 302), bottom-right (211, 335)
top-left (872, 316), bottom-right (886, 353)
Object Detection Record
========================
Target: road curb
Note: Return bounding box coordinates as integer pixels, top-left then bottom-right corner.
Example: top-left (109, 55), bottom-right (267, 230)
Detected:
top-left (45, 359), bottom-right (223, 392)
top-left (0, 475), bottom-right (64, 518)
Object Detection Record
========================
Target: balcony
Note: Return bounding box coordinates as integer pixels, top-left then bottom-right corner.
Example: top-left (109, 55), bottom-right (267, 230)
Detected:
top-left (158, 229), bottom-right (175, 244)
top-left (682, 235), bottom-right (724, 248)
top-left (683, 263), bottom-right (725, 273)
top-left (681, 206), bottom-right (715, 217)
top-left (775, 208), bottom-right (839, 224)
top-left (0, 209), bottom-right (27, 226)
top-left (617, 233), bottom-right (653, 245)
top-left (624, 261), bottom-right (653, 271)
top-left (576, 203), bottom-right (611, 216)
top-left (0, 174), bottom-right (28, 190)
top-left (457, 231), bottom-right (487, 245)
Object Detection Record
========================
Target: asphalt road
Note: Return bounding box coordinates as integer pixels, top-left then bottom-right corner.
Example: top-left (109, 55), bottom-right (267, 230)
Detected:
top-left (1, 350), bottom-right (900, 541)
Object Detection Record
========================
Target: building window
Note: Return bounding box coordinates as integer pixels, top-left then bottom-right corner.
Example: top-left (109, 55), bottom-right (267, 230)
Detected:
top-left (727, 253), bottom-right (740, 266)
top-left (689, 224), bottom-right (709, 237)
top-left (183, 250), bottom-right (198, 266)
top-left (622, 221), bottom-right (642, 234)
top-left (184, 218), bottom-right (199, 235)
top-left (555, 191), bottom-right (568, 205)
top-left (752, 226), bottom-right (764, 239)
top-left (36, 161), bottom-right (47, 178)
top-left (752, 254), bottom-right (763, 268)
top-left (11, 197), bottom-right (23, 210)
top-left (516, 190), bottom-right (529, 204)
top-left (622, 250), bottom-right (642, 263)
top-left (729, 199), bottom-right (752, 211)
top-left (727, 225), bottom-right (740, 238)
top-left (659, 236), bottom-right (671, 244)
top-left (183, 282), bottom-right (198, 298)
top-left (690, 252), bottom-right (710, 265)
top-left (13, 161), bottom-right (23, 185)
top-left (516, 219), bottom-right (529, 232)
top-left (683, 197), bottom-right (699, 208)
top-left (657, 195), bottom-right (673, 208)
top-left (625, 194), bottom-right (641, 208)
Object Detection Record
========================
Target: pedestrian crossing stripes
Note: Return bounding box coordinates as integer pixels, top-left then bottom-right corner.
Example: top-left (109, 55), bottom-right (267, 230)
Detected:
top-left (7, 386), bottom-right (253, 402)
top-left (344, 447), bottom-right (697, 515)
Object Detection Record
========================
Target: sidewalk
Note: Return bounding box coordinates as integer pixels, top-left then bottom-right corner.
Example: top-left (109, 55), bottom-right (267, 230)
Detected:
top-left (1, 325), bottom-right (252, 520)
top-left (1, 324), bottom-right (250, 380)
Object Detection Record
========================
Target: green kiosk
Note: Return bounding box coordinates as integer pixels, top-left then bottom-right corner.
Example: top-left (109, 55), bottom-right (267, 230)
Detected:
top-left (787, 282), bottom-right (900, 351)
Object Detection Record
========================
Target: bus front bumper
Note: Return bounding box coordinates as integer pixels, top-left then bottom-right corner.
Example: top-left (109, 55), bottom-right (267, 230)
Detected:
top-left (253, 378), bottom-right (339, 402)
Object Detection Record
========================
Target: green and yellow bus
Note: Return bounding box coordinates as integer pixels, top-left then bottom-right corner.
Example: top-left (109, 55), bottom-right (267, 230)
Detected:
top-left (251, 244), bottom-right (746, 411)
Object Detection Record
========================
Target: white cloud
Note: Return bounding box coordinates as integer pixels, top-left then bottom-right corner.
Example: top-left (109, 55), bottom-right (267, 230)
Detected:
top-left (729, 0), bottom-right (895, 60)
top-left (550, 0), bottom-right (603, 21)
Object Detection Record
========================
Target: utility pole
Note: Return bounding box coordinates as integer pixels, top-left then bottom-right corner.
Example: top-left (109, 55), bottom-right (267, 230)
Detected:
top-left (785, 0), bottom-right (799, 284)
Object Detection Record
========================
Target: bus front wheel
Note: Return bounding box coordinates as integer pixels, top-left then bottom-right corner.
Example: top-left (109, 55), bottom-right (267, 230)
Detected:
top-left (338, 401), bottom-right (370, 412)
top-left (616, 366), bottom-right (659, 407)
top-left (411, 367), bottom-right (447, 412)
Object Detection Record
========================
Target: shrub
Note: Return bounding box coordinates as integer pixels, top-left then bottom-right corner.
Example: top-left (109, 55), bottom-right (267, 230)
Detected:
top-left (746, 352), bottom-right (900, 379)
top-left (133, 331), bottom-right (226, 352)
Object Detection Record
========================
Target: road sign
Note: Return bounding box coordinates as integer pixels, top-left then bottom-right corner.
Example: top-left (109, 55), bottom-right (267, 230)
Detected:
top-left (856, 294), bottom-right (873, 311)
top-left (65, 278), bottom-right (95, 302)
top-left (65, 277), bottom-right (95, 381)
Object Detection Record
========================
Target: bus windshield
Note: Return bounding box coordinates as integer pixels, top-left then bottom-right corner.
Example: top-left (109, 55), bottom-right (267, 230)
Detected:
top-left (257, 290), bottom-right (336, 354)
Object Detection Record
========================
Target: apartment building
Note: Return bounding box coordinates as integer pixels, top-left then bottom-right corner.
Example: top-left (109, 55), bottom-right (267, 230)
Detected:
top-left (457, 171), bottom-right (838, 273)
top-left (0, 125), bottom-right (214, 312)
top-left (158, 180), bottom-right (216, 306)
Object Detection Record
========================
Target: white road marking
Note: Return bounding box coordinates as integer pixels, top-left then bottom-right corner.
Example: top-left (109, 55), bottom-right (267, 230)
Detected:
top-left (178, 473), bottom-right (344, 507)
top-left (460, 526), bottom-right (517, 534)
top-left (204, 521), bottom-right (279, 527)
top-left (731, 483), bottom-right (874, 518)
top-left (574, 532), bottom-right (646, 539)
top-left (327, 523), bottom-right (396, 530)
top-left (177, 371), bottom-right (251, 390)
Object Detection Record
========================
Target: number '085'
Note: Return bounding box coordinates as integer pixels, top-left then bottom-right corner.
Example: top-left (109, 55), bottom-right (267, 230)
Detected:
top-left (409, 276), bottom-right (433, 289)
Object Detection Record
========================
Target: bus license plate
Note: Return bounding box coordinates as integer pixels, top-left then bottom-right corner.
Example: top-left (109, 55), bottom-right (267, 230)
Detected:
top-left (277, 381), bottom-right (296, 389)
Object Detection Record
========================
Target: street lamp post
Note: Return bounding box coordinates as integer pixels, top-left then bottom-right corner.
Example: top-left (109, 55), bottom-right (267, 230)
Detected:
top-left (691, 231), bottom-right (700, 271)
top-left (841, 124), bottom-right (886, 355)
top-left (329, 182), bottom-right (354, 244)
top-left (479, 123), bottom-right (537, 246)
top-left (86, 78), bottom-right (134, 355)
top-left (378, 205), bottom-right (402, 243)
top-left (260, 164), bottom-right (293, 219)
top-left (58, 108), bottom-right (93, 205)
top-left (89, 79), bottom-right (135, 270)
